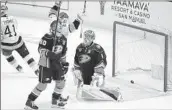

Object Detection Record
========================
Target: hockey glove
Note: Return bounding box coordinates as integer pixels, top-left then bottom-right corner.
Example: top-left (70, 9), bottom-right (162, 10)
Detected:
top-left (72, 68), bottom-right (83, 85)
top-left (48, 4), bottom-right (60, 18)
top-left (46, 51), bottom-right (62, 61)
top-left (61, 62), bottom-right (69, 74)
top-left (91, 73), bottom-right (105, 87)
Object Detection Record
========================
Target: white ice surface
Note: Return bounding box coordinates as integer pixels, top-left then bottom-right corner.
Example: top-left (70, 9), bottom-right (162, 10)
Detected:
top-left (1, 17), bottom-right (172, 109)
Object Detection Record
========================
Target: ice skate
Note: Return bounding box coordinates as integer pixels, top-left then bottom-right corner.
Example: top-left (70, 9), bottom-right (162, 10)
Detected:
top-left (51, 96), bottom-right (69, 109)
top-left (16, 65), bottom-right (24, 73)
top-left (24, 99), bottom-right (38, 110)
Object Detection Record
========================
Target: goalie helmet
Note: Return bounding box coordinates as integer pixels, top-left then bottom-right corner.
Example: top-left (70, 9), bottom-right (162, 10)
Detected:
top-left (83, 30), bottom-right (95, 45)
top-left (1, 4), bottom-right (8, 17)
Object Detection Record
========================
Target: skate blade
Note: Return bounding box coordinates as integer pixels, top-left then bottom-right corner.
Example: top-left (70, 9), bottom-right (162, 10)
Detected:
top-left (24, 106), bottom-right (38, 110)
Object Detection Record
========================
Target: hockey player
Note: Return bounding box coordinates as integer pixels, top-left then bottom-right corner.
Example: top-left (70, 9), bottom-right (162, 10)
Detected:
top-left (1, 4), bottom-right (39, 75)
top-left (73, 30), bottom-right (123, 102)
top-left (73, 30), bottom-right (107, 87)
top-left (24, 12), bottom-right (82, 110)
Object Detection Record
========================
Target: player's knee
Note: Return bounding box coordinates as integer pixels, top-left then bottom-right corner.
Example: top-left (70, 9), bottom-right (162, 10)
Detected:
top-left (36, 82), bottom-right (47, 91)
top-left (55, 80), bottom-right (66, 90)
top-left (17, 43), bottom-right (29, 58)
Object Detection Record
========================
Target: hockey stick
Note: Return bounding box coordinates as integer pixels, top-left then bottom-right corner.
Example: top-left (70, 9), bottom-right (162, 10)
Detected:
top-left (52, 1), bottom-right (62, 52)
top-left (80, 0), bottom-right (87, 38)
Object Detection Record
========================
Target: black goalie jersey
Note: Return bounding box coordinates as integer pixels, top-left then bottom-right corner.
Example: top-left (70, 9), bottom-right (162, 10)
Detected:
top-left (74, 43), bottom-right (107, 79)
top-left (38, 33), bottom-right (67, 69)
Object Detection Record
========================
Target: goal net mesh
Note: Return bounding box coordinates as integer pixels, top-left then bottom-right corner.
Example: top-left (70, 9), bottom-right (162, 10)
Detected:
top-left (113, 22), bottom-right (172, 92)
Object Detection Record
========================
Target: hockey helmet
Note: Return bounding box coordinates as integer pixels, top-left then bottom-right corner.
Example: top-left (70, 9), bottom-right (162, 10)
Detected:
top-left (50, 20), bottom-right (60, 34)
top-left (59, 12), bottom-right (69, 19)
top-left (83, 30), bottom-right (95, 45)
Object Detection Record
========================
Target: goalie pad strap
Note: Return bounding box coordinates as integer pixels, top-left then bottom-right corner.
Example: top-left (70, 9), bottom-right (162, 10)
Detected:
top-left (100, 88), bottom-right (119, 101)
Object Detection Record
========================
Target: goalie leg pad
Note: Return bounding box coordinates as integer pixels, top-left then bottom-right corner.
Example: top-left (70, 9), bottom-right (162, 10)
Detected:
top-left (72, 69), bottom-right (83, 85)
top-left (78, 85), bottom-right (114, 101)
top-left (100, 88), bottom-right (123, 101)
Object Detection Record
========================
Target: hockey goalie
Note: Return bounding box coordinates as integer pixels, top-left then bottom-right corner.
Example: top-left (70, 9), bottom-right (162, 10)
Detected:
top-left (72, 30), bottom-right (123, 102)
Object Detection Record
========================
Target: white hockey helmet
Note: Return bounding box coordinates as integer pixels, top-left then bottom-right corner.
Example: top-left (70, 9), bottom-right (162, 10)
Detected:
top-left (83, 30), bottom-right (95, 45)
top-left (1, 4), bottom-right (8, 17)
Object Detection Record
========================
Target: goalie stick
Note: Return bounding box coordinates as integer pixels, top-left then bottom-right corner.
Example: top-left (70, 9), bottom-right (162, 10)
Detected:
top-left (80, 0), bottom-right (87, 38)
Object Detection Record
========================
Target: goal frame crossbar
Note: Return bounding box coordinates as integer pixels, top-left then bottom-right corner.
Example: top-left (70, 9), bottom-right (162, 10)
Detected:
top-left (112, 21), bottom-right (169, 92)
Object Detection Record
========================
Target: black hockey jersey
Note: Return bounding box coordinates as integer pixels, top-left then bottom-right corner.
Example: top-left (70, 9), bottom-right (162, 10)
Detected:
top-left (74, 42), bottom-right (107, 77)
top-left (38, 33), bottom-right (67, 68)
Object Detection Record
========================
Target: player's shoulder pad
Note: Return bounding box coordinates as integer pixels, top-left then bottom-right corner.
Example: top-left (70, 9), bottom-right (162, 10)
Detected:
top-left (43, 33), bottom-right (53, 39)
top-left (76, 43), bottom-right (84, 51)
top-left (92, 43), bottom-right (104, 53)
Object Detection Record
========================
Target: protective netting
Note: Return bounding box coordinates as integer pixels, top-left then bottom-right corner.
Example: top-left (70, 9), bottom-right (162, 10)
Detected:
top-left (114, 22), bottom-right (172, 92)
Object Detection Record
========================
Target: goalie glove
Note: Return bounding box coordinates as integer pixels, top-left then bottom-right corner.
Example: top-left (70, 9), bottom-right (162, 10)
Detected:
top-left (72, 68), bottom-right (83, 85)
top-left (91, 73), bottom-right (105, 87)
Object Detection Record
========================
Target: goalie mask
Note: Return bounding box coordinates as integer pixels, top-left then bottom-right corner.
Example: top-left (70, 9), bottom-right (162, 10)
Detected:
top-left (83, 30), bottom-right (95, 46)
top-left (1, 4), bottom-right (8, 17)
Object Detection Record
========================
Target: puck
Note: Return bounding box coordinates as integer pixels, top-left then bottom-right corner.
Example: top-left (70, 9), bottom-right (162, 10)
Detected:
top-left (130, 80), bottom-right (134, 84)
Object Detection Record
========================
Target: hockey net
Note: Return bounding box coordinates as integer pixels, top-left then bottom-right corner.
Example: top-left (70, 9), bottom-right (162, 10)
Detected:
top-left (113, 21), bottom-right (172, 92)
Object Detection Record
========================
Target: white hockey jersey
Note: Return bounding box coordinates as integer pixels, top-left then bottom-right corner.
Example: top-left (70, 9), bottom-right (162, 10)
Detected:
top-left (1, 16), bottom-right (23, 50)
top-left (49, 16), bottom-right (79, 38)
